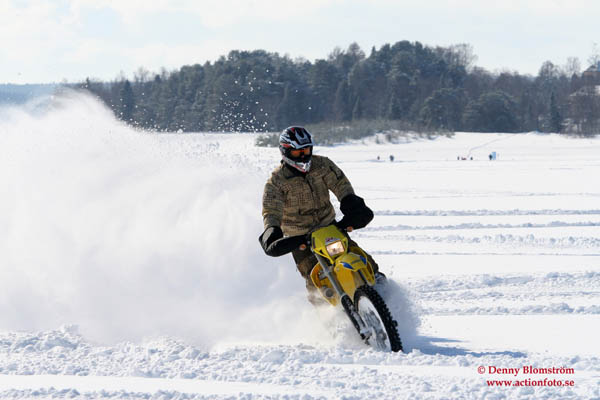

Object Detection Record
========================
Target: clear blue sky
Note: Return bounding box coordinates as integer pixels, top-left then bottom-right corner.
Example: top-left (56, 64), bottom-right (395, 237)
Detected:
top-left (2, 0), bottom-right (599, 84)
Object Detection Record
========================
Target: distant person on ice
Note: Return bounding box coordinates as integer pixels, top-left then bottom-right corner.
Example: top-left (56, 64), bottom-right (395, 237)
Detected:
top-left (259, 126), bottom-right (384, 304)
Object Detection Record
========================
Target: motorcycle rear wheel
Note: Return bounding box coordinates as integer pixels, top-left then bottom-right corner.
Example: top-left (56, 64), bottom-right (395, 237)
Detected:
top-left (354, 286), bottom-right (403, 352)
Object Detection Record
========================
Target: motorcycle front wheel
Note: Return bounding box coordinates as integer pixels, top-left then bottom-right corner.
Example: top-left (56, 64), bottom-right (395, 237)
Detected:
top-left (354, 286), bottom-right (403, 352)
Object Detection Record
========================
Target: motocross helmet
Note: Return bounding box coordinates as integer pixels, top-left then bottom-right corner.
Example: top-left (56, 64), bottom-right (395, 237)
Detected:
top-left (279, 126), bottom-right (314, 173)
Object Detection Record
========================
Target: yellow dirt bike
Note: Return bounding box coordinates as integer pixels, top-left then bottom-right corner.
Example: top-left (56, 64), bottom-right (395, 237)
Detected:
top-left (307, 224), bottom-right (403, 352)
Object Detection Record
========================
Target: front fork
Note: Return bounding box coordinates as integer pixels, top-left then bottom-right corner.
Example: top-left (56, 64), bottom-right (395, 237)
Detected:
top-left (314, 253), bottom-right (372, 340)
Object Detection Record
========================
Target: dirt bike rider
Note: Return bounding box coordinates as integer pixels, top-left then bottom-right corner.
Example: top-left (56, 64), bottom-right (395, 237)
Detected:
top-left (259, 126), bottom-right (385, 303)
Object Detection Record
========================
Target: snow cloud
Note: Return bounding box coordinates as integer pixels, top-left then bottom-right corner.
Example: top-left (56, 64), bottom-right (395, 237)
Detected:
top-left (0, 92), bottom-right (325, 347)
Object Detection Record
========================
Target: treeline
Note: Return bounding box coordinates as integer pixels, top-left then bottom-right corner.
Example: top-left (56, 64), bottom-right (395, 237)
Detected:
top-left (80, 41), bottom-right (600, 137)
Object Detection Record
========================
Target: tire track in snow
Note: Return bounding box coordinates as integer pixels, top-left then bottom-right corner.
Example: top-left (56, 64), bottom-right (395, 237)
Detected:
top-left (414, 271), bottom-right (600, 292)
top-left (365, 221), bottom-right (600, 231)
top-left (421, 304), bottom-right (600, 315)
top-left (375, 209), bottom-right (600, 217)
top-left (1, 327), bottom-right (599, 399)
top-left (0, 374), bottom-right (334, 398)
top-left (357, 233), bottom-right (600, 249)
top-left (371, 250), bottom-right (600, 256)
top-left (371, 192), bottom-right (600, 200)
top-left (408, 271), bottom-right (600, 315)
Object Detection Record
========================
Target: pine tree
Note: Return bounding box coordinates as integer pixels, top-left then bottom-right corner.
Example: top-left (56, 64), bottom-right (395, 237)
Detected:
top-left (352, 96), bottom-right (362, 120)
top-left (550, 91), bottom-right (562, 133)
top-left (119, 80), bottom-right (135, 123)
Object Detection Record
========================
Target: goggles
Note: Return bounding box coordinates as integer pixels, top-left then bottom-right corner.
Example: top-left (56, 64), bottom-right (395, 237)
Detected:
top-left (290, 147), bottom-right (311, 158)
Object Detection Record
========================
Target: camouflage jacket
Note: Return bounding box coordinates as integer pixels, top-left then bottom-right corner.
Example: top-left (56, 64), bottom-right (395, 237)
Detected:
top-left (262, 155), bottom-right (355, 236)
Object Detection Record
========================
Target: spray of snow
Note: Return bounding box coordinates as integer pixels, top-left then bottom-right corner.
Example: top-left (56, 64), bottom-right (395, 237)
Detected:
top-left (0, 91), bottom-right (346, 347)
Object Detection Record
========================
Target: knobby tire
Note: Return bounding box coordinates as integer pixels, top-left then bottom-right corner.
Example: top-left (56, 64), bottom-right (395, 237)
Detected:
top-left (354, 285), bottom-right (403, 352)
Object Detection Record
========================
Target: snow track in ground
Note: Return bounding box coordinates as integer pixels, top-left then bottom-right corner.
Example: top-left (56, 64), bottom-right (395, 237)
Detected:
top-left (376, 209), bottom-right (600, 216)
top-left (0, 326), bottom-right (598, 399)
top-left (1, 94), bottom-right (599, 399)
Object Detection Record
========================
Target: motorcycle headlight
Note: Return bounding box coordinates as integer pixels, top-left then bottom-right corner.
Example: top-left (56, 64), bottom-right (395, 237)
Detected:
top-left (326, 240), bottom-right (345, 257)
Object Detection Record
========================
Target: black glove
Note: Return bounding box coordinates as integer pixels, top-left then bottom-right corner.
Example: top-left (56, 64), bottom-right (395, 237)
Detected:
top-left (259, 226), bottom-right (307, 257)
top-left (336, 194), bottom-right (374, 230)
top-left (259, 226), bottom-right (282, 250)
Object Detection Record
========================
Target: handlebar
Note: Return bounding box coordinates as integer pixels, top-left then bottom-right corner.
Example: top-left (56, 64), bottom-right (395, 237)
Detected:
top-left (268, 222), bottom-right (354, 257)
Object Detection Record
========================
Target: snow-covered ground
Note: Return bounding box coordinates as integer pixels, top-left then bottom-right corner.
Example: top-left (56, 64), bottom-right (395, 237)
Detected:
top-left (1, 92), bottom-right (599, 399)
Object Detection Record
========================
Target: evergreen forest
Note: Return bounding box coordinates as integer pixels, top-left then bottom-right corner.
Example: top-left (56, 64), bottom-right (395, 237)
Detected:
top-left (80, 41), bottom-right (600, 141)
